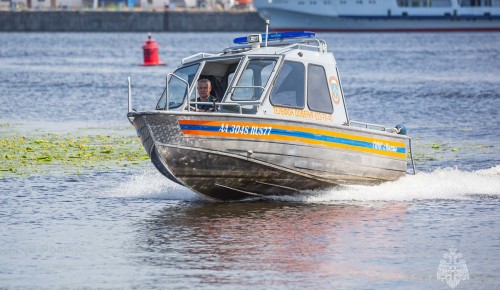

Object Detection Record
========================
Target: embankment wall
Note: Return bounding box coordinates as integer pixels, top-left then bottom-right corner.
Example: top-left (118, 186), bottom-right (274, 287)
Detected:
top-left (0, 11), bottom-right (265, 32)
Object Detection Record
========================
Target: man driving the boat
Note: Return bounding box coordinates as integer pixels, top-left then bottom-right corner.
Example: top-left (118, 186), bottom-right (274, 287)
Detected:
top-left (193, 79), bottom-right (218, 112)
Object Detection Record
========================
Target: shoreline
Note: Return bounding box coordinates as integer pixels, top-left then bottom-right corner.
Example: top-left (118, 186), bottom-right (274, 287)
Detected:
top-left (0, 11), bottom-right (265, 32)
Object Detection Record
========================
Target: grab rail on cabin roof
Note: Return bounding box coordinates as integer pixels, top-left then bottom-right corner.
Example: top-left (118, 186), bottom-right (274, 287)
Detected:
top-left (182, 52), bottom-right (217, 64)
top-left (223, 38), bottom-right (327, 55)
top-left (274, 39), bottom-right (327, 54)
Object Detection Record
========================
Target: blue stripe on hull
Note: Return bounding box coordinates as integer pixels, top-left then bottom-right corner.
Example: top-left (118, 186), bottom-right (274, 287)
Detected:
top-left (179, 124), bottom-right (406, 154)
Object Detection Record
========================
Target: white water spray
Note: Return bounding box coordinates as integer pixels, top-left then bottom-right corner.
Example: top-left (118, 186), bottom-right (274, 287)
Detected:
top-left (278, 165), bottom-right (500, 203)
top-left (105, 165), bottom-right (499, 203)
top-left (104, 168), bottom-right (200, 201)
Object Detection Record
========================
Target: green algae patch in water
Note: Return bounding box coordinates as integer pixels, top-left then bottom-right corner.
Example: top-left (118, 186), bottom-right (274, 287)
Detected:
top-left (0, 133), bottom-right (148, 177)
top-left (410, 139), bottom-right (498, 168)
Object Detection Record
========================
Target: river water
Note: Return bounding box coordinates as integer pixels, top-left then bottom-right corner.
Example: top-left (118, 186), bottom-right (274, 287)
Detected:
top-left (0, 32), bottom-right (499, 289)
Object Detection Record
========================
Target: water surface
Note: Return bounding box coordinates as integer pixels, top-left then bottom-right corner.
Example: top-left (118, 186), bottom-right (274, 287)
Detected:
top-left (0, 32), bottom-right (499, 289)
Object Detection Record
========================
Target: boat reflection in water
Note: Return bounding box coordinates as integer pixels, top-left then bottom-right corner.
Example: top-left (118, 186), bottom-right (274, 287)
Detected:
top-left (135, 202), bottom-right (408, 286)
top-left (127, 30), bottom-right (414, 201)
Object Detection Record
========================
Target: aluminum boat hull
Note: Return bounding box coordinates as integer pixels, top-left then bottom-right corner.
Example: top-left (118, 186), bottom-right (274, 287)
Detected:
top-left (129, 111), bottom-right (408, 201)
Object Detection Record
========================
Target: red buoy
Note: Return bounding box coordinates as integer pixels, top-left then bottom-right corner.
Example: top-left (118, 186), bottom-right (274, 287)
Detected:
top-left (142, 33), bottom-right (165, 66)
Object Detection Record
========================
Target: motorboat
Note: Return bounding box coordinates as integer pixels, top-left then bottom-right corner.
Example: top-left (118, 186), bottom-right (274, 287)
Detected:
top-left (127, 29), bottom-right (415, 201)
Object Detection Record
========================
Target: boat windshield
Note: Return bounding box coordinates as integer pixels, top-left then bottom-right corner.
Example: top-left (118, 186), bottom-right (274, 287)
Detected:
top-left (156, 63), bottom-right (200, 110)
top-left (231, 58), bottom-right (277, 101)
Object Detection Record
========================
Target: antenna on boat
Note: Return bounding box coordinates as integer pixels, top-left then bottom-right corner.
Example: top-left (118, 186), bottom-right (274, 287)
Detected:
top-left (265, 19), bottom-right (270, 48)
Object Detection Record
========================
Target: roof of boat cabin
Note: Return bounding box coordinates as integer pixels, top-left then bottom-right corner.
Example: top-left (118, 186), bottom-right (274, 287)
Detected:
top-left (180, 35), bottom-right (335, 66)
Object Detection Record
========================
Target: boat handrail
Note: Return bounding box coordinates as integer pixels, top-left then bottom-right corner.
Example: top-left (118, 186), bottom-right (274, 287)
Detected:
top-left (182, 52), bottom-right (217, 64)
top-left (223, 38), bottom-right (327, 54)
top-left (349, 120), bottom-right (392, 132)
top-left (188, 100), bottom-right (261, 106)
top-left (218, 102), bottom-right (261, 114)
top-left (274, 39), bottom-right (327, 54)
top-left (127, 77), bottom-right (133, 113)
top-left (408, 138), bottom-right (416, 175)
top-left (231, 85), bottom-right (266, 90)
top-left (222, 101), bottom-right (261, 105)
top-left (223, 46), bottom-right (253, 54)
top-left (351, 120), bottom-right (416, 174)
top-left (187, 100), bottom-right (219, 112)
top-left (187, 101), bottom-right (260, 114)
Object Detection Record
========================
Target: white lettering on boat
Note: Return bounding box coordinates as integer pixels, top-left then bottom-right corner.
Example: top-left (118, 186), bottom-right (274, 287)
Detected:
top-left (219, 124), bottom-right (272, 136)
top-left (373, 141), bottom-right (398, 152)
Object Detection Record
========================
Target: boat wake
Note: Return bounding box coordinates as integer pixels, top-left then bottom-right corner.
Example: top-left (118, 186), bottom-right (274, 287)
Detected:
top-left (277, 165), bottom-right (500, 203)
top-left (105, 165), bottom-right (499, 203)
top-left (104, 169), bottom-right (201, 201)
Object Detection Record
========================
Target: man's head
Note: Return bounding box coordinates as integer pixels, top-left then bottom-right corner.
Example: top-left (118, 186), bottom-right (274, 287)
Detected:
top-left (197, 79), bottom-right (212, 100)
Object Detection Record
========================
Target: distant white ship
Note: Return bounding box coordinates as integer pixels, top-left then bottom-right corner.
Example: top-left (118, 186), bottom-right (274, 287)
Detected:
top-left (253, 0), bottom-right (500, 31)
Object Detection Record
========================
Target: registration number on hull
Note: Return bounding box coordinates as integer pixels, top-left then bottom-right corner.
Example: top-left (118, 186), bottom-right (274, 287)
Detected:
top-left (219, 124), bottom-right (272, 136)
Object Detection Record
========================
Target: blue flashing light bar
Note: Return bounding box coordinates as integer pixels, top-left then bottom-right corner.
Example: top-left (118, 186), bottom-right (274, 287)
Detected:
top-left (233, 31), bottom-right (316, 44)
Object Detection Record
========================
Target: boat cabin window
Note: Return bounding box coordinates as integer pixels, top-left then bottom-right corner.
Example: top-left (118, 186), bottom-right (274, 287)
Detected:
top-left (270, 61), bottom-right (305, 109)
top-left (307, 64), bottom-right (333, 114)
top-left (231, 58), bottom-right (277, 101)
top-left (157, 63), bottom-right (200, 110)
top-left (189, 58), bottom-right (242, 103)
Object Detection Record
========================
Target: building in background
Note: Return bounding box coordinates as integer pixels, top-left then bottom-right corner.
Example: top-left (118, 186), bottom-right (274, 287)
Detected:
top-left (1, 0), bottom-right (252, 10)
top-left (1, 0), bottom-right (84, 10)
